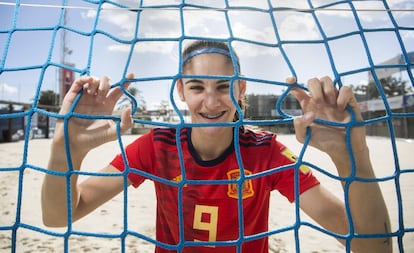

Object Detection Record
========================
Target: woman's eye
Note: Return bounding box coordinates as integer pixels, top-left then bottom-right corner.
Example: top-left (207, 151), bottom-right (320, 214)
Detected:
top-left (189, 85), bottom-right (203, 91)
top-left (218, 84), bottom-right (230, 90)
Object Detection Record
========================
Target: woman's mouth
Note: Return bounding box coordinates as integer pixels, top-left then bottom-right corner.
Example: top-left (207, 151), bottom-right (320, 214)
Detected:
top-left (199, 111), bottom-right (226, 120)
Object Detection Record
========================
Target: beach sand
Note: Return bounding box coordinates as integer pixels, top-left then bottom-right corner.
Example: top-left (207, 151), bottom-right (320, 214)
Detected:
top-left (0, 134), bottom-right (413, 253)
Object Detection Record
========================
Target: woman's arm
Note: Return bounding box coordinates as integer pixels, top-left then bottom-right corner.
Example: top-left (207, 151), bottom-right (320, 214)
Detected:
top-left (41, 74), bottom-right (134, 227)
top-left (299, 170), bottom-right (391, 252)
top-left (290, 76), bottom-right (391, 252)
top-left (42, 164), bottom-right (126, 227)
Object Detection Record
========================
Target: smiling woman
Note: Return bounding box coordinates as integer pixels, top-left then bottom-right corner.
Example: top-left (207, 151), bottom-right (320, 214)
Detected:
top-left (177, 43), bottom-right (246, 159)
top-left (180, 41), bottom-right (245, 122)
top-left (39, 38), bottom-right (393, 253)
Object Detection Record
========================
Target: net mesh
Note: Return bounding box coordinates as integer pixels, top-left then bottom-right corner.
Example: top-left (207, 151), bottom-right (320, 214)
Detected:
top-left (0, 0), bottom-right (413, 252)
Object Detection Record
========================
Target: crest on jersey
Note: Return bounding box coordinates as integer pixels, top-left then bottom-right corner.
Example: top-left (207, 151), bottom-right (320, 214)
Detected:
top-left (227, 169), bottom-right (254, 200)
top-left (171, 174), bottom-right (187, 187)
top-left (281, 148), bottom-right (310, 174)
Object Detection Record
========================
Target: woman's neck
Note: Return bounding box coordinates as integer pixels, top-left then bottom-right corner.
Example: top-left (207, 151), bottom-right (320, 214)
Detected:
top-left (190, 127), bottom-right (233, 161)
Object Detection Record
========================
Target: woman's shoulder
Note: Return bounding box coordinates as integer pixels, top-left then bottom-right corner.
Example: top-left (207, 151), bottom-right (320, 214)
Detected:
top-left (239, 127), bottom-right (277, 147)
top-left (128, 127), bottom-right (177, 143)
top-left (125, 127), bottom-right (186, 152)
top-left (151, 127), bottom-right (189, 136)
top-left (149, 127), bottom-right (189, 146)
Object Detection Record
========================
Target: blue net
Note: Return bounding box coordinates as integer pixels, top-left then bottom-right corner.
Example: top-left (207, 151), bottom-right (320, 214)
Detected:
top-left (0, 0), bottom-right (413, 252)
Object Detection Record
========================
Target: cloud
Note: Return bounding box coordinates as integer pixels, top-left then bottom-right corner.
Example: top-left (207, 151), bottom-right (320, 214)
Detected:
top-left (82, 3), bottom-right (137, 38)
top-left (278, 14), bottom-right (319, 40)
top-left (100, 6), bottom-right (136, 38)
top-left (82, 3), bottom-right (182, 52)
top-left (107, 44), bottom-right (130, 53)
top-left (387, 0), bottom-right (414, 7)
top-left (401, 30), bottom-right (414, 40)
top-left (0, 83), bottom-right (18, 96)
top-left (108, 41), bottom-right (176, 55)
top-left (82, 1), bottom-right (411, 58)
top-left (183, 10), bottom-right (229, 38)
top-left (104, 11), bottom-right (314, 57)
top-left (228, 0), bottom-right (269, 9)
top-left (81, 9), bottom-right (97, 19)
top-left (314, 0), bottom-right (413, 22)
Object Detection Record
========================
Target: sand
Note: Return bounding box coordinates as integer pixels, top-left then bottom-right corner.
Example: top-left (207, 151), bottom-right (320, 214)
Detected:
top-left (0, 134), bottom-right (413, 253)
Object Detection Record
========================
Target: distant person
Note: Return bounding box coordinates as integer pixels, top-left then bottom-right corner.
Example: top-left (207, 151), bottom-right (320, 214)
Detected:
top-left (42, 40), bottom-right (391, 253)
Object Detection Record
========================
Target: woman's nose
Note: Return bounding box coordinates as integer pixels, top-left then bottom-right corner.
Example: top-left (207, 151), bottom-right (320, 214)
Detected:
top-left (203, 90), bottom-right (221, 109)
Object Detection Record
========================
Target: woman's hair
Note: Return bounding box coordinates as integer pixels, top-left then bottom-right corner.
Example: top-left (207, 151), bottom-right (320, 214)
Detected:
top-left (182, 40), bottom-right (240, 72)
top-left (181, 40), bottom-right (245, 122)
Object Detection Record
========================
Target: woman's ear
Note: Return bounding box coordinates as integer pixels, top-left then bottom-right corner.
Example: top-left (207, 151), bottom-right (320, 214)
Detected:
top-left (238, 80), bottom-right (247, 100)
top-left (176, 79), bottom-right (185, 101)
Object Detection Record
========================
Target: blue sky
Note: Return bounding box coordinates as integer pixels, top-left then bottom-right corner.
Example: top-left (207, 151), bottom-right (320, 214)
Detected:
top-left (0, 0), bottom-right (413, 110)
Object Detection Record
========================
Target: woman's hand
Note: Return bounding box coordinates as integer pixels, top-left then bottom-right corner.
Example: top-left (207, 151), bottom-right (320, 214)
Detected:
top-left (290, 76), bottom-right (392, 252)
top-left (288, 76), bottom-right (367, 160)
top-left (54, 73), bottom-right (135, 156)
top-left (43, 73), bottom-right (135, 227)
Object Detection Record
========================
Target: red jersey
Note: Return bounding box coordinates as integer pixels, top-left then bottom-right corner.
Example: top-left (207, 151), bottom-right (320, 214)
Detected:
top-left (110, 128), bottom-right (319, 253)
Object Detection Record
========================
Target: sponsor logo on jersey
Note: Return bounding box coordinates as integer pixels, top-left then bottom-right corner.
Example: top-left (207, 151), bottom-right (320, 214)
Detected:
top-left (226, 169), bottom-right (254, 199)
top-left (281, 148), bottom-right (310, 174)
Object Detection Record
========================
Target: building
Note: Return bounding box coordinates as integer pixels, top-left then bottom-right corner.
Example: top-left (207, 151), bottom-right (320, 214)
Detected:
top-left (245, 92), bottom-right (414, 138)
top-left (245, 93), bottom-right (302, 119)
top-left (244, 93), bottom-right (301, 133)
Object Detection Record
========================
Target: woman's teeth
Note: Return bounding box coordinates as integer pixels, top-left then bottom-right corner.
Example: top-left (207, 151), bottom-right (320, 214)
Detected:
top-left (200, 112), bottom-right (225, 119)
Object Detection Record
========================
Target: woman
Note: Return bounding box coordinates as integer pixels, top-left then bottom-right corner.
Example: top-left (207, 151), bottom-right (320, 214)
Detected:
top-left (42, 40), bottom-right (391, 252)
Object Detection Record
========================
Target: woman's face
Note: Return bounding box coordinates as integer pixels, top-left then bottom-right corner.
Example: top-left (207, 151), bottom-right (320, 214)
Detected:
top-left (177, 53), bottom-right (246, 131)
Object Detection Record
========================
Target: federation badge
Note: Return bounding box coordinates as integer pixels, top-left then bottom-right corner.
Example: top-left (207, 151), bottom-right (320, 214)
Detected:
top-left (227, 169), bottom-right (254, 200)
top-left (171, 174), bottom-right (187, 187)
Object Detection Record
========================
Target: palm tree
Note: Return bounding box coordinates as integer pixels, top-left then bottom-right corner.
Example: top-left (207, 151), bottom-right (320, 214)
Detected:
top-left (354, 76), bottom-right (410, 99)
top-left (117, 87), bottom-right (146, 112)
top-left (38, 90), bottom-right (59, 106)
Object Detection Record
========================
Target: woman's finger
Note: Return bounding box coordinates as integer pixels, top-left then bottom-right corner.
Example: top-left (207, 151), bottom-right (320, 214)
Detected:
top-left (68, 76), bottom-right (94, 96)
top-left (119, 107), bottom-right (133, 134)
top-left (96, 76), bottom-right (111, 102)
top-left (320, 76), bottom-right (337, 105)
top-left (307, 77), bottom-right (324, 104)
top-left (286, 76), bottom-right (296, 85)
top-left (108, 73), bottom-right (135, 102)
top-left (293, 111), bottom-right (315, 143)
top-left (337, 86), bottom-right (363, 121)
top-left (82, 76), bottom-right (100, 96)
top-left (60, 76), bottom-right (95, 114)
top-left (287, 76), bottom-right (310, 109)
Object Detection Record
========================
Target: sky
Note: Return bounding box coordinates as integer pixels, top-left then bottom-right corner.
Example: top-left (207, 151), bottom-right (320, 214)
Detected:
top-left (0, 0), bottom-right (413, 110)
